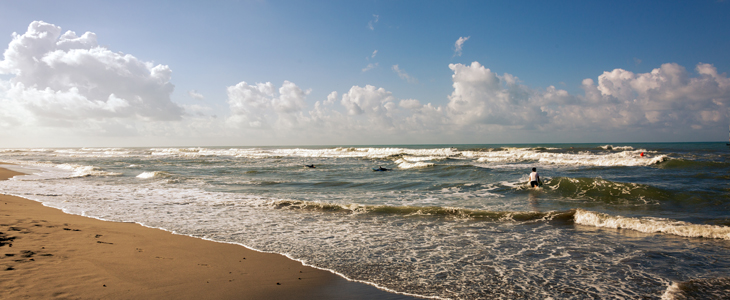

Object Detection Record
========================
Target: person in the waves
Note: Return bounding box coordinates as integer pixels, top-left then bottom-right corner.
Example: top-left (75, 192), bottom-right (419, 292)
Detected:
top-left (529, 167), bottom-right (542, 188)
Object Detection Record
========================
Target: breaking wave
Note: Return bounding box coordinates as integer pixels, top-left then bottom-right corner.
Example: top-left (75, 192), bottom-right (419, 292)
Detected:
top-left (575, 209), bottom-right (730, 240)
top-left (599, 145), bottom-right (635, 151)
top-left (271, 200), bottom-right (730, 241)
top-left (136, 171), bottom-right (172, 179)
top-left (472, 148), bottom-right (668, 166)
top-left (395, 158), bottom-right (435, 169)
top-left (50, 163), bottom-right (121, 177)
top-left (270, 199), bottom-right (576, 221)
top-left (0, 146), bottom-right (670, 167)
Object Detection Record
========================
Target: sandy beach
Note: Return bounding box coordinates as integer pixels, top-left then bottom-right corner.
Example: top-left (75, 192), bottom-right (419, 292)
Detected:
top-left (0, 165), bottom-right (416, 300)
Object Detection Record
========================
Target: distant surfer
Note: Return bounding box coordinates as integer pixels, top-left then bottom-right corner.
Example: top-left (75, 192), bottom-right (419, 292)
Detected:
top-left (529, 168), bottom-right (542, 188)
top-left (373, 166), bottom-right (389, 171)
top-left (305, 164), bottom-right (316, 168)
top-left (640, 152), bottom-right (645, 157)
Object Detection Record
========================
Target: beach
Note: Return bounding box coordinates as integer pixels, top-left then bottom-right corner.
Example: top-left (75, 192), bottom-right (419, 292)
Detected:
top-left (0, 165), bottom-right (416, 300)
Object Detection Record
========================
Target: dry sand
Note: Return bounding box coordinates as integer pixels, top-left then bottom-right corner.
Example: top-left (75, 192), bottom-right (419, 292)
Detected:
top-left (0, 166), bottom-right (418, 300)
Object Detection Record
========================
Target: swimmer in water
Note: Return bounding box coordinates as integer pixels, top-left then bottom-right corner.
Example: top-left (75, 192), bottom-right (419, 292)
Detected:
top-left (529, 167), bottom-right (542, 188)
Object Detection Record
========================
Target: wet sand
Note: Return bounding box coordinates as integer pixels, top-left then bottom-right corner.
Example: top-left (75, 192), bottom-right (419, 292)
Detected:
top-left (0, 165), bottom-right (419, 299)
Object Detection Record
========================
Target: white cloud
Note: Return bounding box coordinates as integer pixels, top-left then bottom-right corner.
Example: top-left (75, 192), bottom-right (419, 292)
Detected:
top-left (0, 21), bottom-right (183, 129)
top-left (274, 81), bottom-right (308, 113)
top-left (217, 61), bottom-right (730, 144)
top-left (363, 50), bottom-right (379, 72)
top-left (441, 61), bottom-right (730, 135)
top-left (340, 85), bottom-right (395, 115)
top-left (188, 90), bottom-right (205, 100)
top-left (566, 62), bottom-right (730, 130)
top-left (2, 22), bottom-right (727, 146)
top-left (183, 103), bottom-right (214, 117)
top-left (362, 62), bottom-right (378, 72)
top-left (399, 99), bottom-right (422, 109)
top-left (392, 64), bottom-right (418, 84)
top-left (446, 62), bottom-right (546, 127)
top-left (454, 36), bottom-right (470, 57)
top-left (367, 14), bottom-right (379, 30)
top-left (324, 91), bottom-right (338, 105)
top-left (226, 80), bottom-right (310, 129)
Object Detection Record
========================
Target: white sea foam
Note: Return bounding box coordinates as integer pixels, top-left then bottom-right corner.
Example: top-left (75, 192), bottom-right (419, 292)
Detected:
top-left (55, 163), bottom-right (122, 177)
top-left (136, 171), bottom-right (171, 179)
top-left (2, 162), bottom-right (119, 179)
top-left (395, 158), bottom-right (435, 169)
top-left (599, 145), bottom-right (635, 151)
top-left (400, 155), bottom-right (444, 162)
top-left (470, 148), bottom-right (667, 167)
top-left (0, 146), bottom-right (669, 168)
top-left (143, 147), bottom-right (463, 159)
top-left (574, 209), bottom-right (730, 240)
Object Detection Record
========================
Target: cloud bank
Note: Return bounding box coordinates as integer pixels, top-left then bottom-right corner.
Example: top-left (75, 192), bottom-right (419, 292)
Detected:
top-left (0, 21), bottom-right (183, 129)
top-left (2, 21), bottom-right (729, 146)
top-left (223, 61), bottom-right (730, 143)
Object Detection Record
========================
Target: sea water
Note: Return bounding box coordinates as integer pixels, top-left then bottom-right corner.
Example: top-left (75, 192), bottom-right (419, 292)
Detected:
top-left (1, 143), bottom-right (729, 299)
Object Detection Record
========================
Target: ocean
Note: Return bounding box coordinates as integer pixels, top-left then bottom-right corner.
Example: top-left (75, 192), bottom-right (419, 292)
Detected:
top-left (1, 143), bottom-right (729, 299)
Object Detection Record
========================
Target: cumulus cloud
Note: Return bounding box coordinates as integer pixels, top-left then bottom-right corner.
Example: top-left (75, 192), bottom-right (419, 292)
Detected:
top-left (566, 63), bottom-right (730, 130)
top-left (226, 80), bottom-right (310, 129)
top-left (454, 36), bottom-right (470, 57)
top-left (392, 65), bottom-right (418, 84)
top-left (441, 61), bottom-right (730, 134)
top-left (340, 85), bottom-right (394, 115)
top-left (223, 61), bottom-right (730, 144)
top-left (2, 21), bottom-right (727, 145)
top-left (0, 21), bottom-right (183, 133)
top-left (446, 62), bottom-right (547, 128)
top-left (399, 99), bottom-right (422, 110)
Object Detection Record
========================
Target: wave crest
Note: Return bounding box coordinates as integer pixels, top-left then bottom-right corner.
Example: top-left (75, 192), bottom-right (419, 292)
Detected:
top-left (136, 171), bottom-right (172, 179)
top-left (56, 163), bottom-right (121, 177)
top-left (395, 158), bottom-right (434, 169)
top-left (574, 209), bottom-right (730, 240)
top-left (270, 199), bottom-right (576, 221)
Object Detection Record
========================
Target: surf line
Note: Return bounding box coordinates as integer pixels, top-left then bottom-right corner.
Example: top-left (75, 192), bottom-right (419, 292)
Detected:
top-left (270, 200), bottom-right (730, 240)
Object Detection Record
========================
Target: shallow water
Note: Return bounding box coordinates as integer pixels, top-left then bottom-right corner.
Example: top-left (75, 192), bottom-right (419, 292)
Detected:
top-left (1, 143), bottom-right (729, 299)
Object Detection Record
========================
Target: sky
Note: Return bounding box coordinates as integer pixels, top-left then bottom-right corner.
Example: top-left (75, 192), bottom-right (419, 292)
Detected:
top-left (1, 0), bottom-right (729, 147)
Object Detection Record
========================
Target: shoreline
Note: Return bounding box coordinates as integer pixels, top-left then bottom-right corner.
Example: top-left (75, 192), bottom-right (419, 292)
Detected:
top-left (0, 166), bottom-right (420, 299)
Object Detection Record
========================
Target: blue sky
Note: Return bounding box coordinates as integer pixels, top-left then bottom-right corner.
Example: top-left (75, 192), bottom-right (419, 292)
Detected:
top-left (1, 0), bottom-right (729, 147)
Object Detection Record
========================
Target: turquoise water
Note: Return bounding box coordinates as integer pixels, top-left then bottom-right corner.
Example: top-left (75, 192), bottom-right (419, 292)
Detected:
top-left (1, 143), bottom-right (729, 299)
